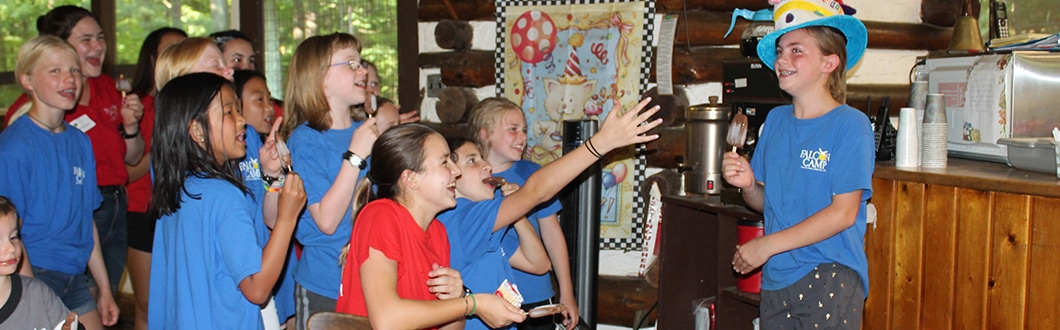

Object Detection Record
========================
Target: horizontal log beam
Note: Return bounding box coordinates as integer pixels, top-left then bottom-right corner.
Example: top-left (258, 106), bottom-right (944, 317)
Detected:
top-left (922, 0), bottom-right (979, 27)
top-left (419, 0), bottom-right (495, 21)
top-left (674, 10), bottom-right (952, 50)
top-left (418, 50), bottom-right (497, 88)
top-left (865, 21), bottom-right (952, 51)
top-left (655, 0), bottom-right (767, 13)
top-left (598, 275), bottom-right (658, 327)
top-left (643, 126), bottom-right (685, 168)
top-left (651, 47), bottom-right (742, 85)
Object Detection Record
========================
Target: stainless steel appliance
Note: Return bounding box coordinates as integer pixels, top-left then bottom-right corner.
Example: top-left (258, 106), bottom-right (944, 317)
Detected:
top-left (684, 97), bottom-right (730, 195)
top-left (916, 51), bottom-right (1060, 163)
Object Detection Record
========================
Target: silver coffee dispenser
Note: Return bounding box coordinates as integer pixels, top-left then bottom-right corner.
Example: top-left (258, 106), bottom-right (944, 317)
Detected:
top-left (684, 96), bottom-right (730, 195)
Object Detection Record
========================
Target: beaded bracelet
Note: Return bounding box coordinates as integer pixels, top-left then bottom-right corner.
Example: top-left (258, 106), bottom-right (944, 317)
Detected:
top-left (263, 174), bottom-right (285, 193)
top-left (469, 293), bottom-right (477, 316)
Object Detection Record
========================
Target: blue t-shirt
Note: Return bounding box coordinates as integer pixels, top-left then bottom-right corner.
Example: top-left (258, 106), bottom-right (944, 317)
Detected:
top-left (148, 176), bottom-right (263, 329)
top-left (0, 117), bottom-right (101, 275)
top-left (750, 104), bottom-right (873, 296)
top-left (496, 160), bottom-right (561, 302)
top-left (237, 129), bottom-right (296, 320)
top-left (238, 125), bottom-right (271, 246)
top-left (288, 121), bottom-right (364, 299)
top-left (438, 198), bottom-right (517, 330)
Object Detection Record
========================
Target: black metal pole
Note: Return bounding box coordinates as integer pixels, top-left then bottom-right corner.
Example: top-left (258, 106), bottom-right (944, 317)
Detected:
top-left (559, 119), bottom-right (600, 328)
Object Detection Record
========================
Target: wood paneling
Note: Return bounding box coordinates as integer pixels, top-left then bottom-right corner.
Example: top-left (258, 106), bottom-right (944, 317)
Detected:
top-left (953, 188), bottom-right (992, 330)
top-left (864, 178), bottom-right (895, 330)
top-left (920, 185), bottom-right (957, 329)
top-left (989, 193), bottom-right (1030, 330)
top-left (1026, 197), bottom-right (1060, 328)
top-left (892, 182), bottom-right (924, 329)
top-left (867, 163), bottom-right (1060, 329)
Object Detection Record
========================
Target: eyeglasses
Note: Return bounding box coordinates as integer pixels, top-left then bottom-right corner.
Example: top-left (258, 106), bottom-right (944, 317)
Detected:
top-left (328, 60), bottom-right (363, 71)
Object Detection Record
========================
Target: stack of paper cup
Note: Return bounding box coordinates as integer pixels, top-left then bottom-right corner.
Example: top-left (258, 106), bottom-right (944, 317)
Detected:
top-left (921, 94), bottom-right (948, 168)
top-left (909, 81), bottom-right (928, 166)
top-left (895, 107), bottom-right (919, 168)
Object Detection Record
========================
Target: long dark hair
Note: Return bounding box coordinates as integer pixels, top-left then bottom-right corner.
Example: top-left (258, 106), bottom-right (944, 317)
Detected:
top-left (233, 69), bottom-right (267, 100)
top-left (151, 73), bottom-right (247, 216)
top-left (350, 124), bottom-right (438, 215)
top-left (36, 6), bottom-right (99, 40)
top-left (131, 27), bottom-right (187, 96)
top-left (445, 135), bottom-right (479, 163)
top-left (210, 30), bottom-right (253, 53)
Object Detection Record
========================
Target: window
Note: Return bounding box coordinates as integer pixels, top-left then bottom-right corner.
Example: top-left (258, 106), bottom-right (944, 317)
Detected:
top-left (979, 0), bottom-right (1059, 39)
top-left (114, 0), bottom-right (232, 65)
top-left (0, 0), bottom-right (90, 110)
top-left (267, 0), bottom-right (398, 100)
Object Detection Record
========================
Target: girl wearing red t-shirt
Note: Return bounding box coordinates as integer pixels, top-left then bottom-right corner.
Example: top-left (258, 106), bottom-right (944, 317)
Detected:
top-left (337, 124), bottom-right (527, 329)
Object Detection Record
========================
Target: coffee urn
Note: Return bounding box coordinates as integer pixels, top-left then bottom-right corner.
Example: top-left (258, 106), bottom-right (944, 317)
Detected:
top-left (685, 96), bottom-right (730, 195)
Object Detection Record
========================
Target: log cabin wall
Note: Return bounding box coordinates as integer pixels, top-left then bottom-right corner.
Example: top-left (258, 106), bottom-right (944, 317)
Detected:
top-left (412, 0), bottom-right (979, 327)
top-left (414, 1), bottom-right (977, 167)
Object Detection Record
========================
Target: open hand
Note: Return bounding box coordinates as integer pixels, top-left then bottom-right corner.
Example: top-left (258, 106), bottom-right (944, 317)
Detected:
top-left (590, 97), bottom-right (662, 154)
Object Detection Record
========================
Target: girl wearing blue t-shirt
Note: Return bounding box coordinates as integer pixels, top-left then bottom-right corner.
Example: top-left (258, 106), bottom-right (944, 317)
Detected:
top-left (0, 35), bottom-right (118, 330)
top-left (469, 97), bottom-right (580, 329)
top-left (148, 72), bottom-right (306, 329)
top-left (722, 1), bottom-right (873, 327)
top-left (440, 98), bottom-right (662, 330)
top-left (279, 32), bottom-right (417, 330)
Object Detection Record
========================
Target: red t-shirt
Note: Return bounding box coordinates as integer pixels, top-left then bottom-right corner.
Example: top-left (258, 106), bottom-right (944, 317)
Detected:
top-left (7, 75), bottom-right (128, 186)
top-left (126, 94), bottom-right (155, 212)
top-left (336, 198), bottom-right (450, 319)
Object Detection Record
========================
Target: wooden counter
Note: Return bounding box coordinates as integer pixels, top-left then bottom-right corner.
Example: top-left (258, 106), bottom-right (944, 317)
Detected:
top-left (866, 159), bottom-right (1060, 329)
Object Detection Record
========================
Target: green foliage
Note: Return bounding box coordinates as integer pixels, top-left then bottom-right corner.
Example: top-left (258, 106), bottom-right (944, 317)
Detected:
top-left (271, 0), bottom-right (399, 101)
top-left (0, 0), bottom-right (89, 72)
top-left (0, 0), bottom-right (398, 111)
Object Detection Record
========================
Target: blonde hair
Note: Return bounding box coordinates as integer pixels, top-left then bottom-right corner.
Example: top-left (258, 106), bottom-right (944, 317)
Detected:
top-left (467, 97), bottom-right (523, 158)
top-left (154, 37), bottom-right (217, 90)
top-left (281, 33), bottom-right (361, 139)
top-left (10, 35), bottom-right (80, 123)
top-left (801, 26), bottom-right (848, 103)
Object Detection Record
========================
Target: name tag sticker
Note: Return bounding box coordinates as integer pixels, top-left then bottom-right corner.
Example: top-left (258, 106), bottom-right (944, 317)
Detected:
top-left (69, 114), bottom-right (96, 133)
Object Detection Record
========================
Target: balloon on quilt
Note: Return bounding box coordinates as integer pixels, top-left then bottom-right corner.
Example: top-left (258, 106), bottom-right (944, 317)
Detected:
top-left (510, 10), bottom-right (558, 64)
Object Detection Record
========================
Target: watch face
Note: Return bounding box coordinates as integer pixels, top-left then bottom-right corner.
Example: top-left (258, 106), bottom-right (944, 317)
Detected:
top-left (344, 151), bottom-right (366, 169)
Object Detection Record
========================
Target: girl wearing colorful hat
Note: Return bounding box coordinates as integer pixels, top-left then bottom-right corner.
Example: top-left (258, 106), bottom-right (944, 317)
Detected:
top-left (722, 0), bottom-right (873, 327)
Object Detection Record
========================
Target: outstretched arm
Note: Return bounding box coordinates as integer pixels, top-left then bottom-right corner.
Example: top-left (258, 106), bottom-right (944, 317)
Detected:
top-left (508, 218), bottom-right (550, 275)
top-left (494, 98), bottom-right (662, 231)
top-left (538, 214), bottom-right (579, 329)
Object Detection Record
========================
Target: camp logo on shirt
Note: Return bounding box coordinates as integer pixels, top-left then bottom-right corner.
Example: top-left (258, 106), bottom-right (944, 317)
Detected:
top-left (800, 148), bottom-right (830, 172)
top-left (74, 166), bottom-right (86, 185)
top-left (240, 156), bottom-right (262, 183)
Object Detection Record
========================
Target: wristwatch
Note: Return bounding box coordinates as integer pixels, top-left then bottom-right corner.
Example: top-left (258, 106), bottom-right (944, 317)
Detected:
top-left (261, 174), bottom-right (282, 186)
top-left (342, 150), bottom-right (367, 169)
top-left (462, 285), bottom-right (473, 298)
top-left (119, 124), bottom-right (139, 139)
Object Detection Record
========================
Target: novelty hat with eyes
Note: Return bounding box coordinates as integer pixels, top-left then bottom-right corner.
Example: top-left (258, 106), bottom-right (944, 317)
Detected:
top-left (756, 0), bottom-right (867, 71)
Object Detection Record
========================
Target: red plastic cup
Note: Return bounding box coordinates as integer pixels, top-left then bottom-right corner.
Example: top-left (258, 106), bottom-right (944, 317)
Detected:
top-left (736, 219), bottom-right (764, 293)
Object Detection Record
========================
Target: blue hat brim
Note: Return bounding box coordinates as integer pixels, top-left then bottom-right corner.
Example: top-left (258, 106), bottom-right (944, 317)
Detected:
top-left (756, 15), bottom-right (867, 71)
